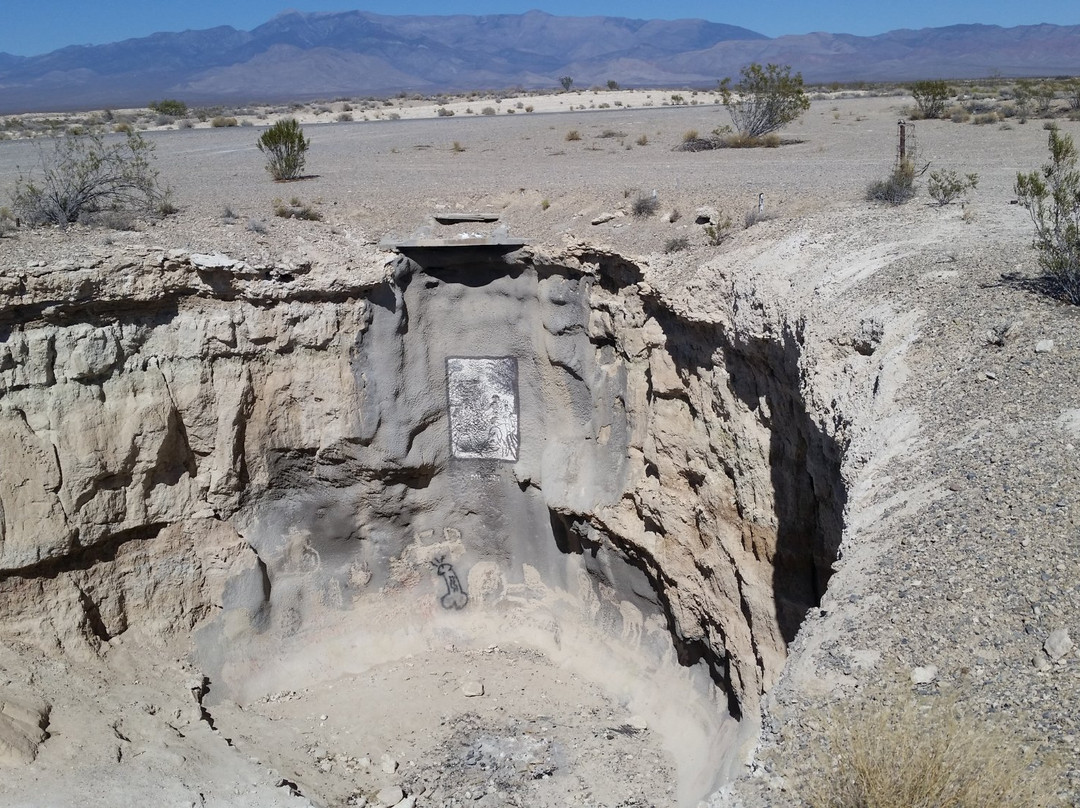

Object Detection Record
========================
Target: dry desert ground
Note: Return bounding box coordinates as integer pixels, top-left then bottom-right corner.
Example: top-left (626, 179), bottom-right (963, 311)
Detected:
top-left (0, 91), bottom-right (1078, 808)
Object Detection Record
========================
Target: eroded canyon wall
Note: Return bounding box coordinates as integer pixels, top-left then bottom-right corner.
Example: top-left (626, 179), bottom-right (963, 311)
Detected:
top-left (0, 244), bottom-right (845, 736)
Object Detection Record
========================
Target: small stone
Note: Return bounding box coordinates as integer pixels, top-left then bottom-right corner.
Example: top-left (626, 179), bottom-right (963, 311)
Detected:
top-left (627, 715), bottom-right (649, 732)
top-left (1045, 629), bottom-right (1073, 662)
top-left (1035, 339), bottom-right (1055, 354)
top-left (319, 714), bottom-right (328, 721)
top-left (1033, 655), bottom-right (1052, 672)
top-left (189, 252), bottom-right (236, 270)
top-left (910, 665), bottom-right (938, 684)
top-left (462, 681), bottom-right (485, 697)
top-left (376, 786), bottom-right (404, 807)
top-left (591, 213), bottom-right (615, 225)
top-left (380, 754), bottom-right (399, 774)
top-left (394, 797), bottom-right (417, 808)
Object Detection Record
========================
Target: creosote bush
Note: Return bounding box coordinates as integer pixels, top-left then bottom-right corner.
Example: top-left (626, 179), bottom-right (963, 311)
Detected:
top-left (12, 130), bottom-right (169, 227)
top-left (257, 118), bottom-right (310, 181)
top-left (1016, 127), bottom-right (1080, 304)
top-left (928, 169), bottom-right (979, 206)
top-left (910, 79), bottom-right (950, 118)
top-left (719, 62), bottom-right (810, 138)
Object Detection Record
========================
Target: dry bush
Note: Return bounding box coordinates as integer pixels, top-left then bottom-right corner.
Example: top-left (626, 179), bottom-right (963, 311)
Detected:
top-left (565, 129), bottom-right (581, 141)
top-left (867, 160), bottom-right (917, 205)
top-left (273, 197), bottom-right (322, 221)
top-left (801, 694), bottom-right (1060, 808)
top-left (664, 235), bottom-right (690, 253)
top-left (632, 192), bottom-right (659, 217)
top-left (11, 130), bottom-right (169, 227)
top-left (211, 116), bottom-right (238, 128)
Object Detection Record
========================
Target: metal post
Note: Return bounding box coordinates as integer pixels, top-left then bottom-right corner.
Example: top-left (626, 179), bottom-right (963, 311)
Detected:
top-left (898, 119), bottom-right (907, 164)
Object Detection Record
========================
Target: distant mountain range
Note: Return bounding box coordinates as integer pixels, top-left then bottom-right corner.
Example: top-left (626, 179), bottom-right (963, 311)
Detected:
top-left (1, 10), bottom-right (1078, 113)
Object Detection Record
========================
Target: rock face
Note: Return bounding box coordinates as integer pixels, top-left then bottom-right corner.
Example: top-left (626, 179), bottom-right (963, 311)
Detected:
top-left (0, 242), bottom-right (846, 783)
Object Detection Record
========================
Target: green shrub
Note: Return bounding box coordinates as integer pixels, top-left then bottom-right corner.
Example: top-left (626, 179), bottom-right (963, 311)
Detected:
top-left (867, 160), bottom-right (917, 204)
top-left (1016, 127), bottom-right (1080, 303)
top-left (911, 79), bottom-right (950, 118)
top-left (704, 215), bottom-right (734, 245)
top-left (11, 130), bottom-right (169, 227)
top-left (257, 118), bottom-right (310, 181)
top-left (559, 76), bottom-right (574, 92)
top-left (719, 63), bottom-right (810, 138)
top-left (928, 169), bottom-right (979, 206)
top-left (149, 99), bottom-right (188, 117)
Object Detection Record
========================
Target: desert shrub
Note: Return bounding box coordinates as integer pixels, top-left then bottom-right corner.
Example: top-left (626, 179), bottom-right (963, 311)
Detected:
top-left (664, 236), bottom-right (690, 253)
top-left (867, 160), bottom-right (917, 205)
top-left (704, 215), bottom-right (734, 245)
top-left (540, 199), bottom-right (550, 210)
top-left (273, 197), bottom-right (322, 221)
top-left (911, 79), bottom-right (950, 118)
top-left (387, 112), bottom-right (401, 120)
top-left (607, 80), bottom-right (619, 91)
top-left (632, 192), bottom-right (659, 217)
top-left (0, 206), bottom-right (14, 236)
top-left (11, 130), bottom-right (169, 227)
top-left (113, 122), bottom-right (133, 134)
top-left (149, 99), bottom-right (187, 117)
top-left (1013, 79), bottom-right (1035, 120)
top-left (525, 105), bottom-right (534, 112)
top-left (1065, 78), bottom-right (1080, 111)
top-left (682, 129), bottom-right (699, 142)
top-left (719, 62), bottom-right (810, 138)
top-left (1035, 82), bottom-right (1058, 116)
top-left (599, 129), bottom-right (626, 139)
top-left (437, 107), bottom-right (454, 117)
top-left (636, 134), bottom-right (648, 146)
top-left (801, 694), bottom-right (1059, 808)
top-left (155, 114), bottom-right (175, 126)
top-left (211, 116), bottom-right (238, 128)
top-left (559, 76), bottom-right (574, 92)
top-left (336, 113), bottom-right (353, 122)
top-left (948, 105), bottom-right (971, 123)
top-left (451, 141), bottom-right (465, 153)
top-left (1015, 127), bottom-right (1080, 303)
top-left (246, 218), bottom-right (268, 234)
top-left (927, 169), bottom-right (978, 206)
top-left (973, 111), bottom-right (999, 125)
top-left (481, 107), bottom-right (496, 116)
top-left (744, 206), bottom-right (776, 228)
top-left (565, 129), bottom-right (581, 141)
top-left (257, 118), bottom-right (310, 181)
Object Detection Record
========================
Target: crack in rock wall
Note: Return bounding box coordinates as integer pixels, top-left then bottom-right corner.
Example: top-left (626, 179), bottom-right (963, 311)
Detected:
top-left (0, 244), bottom-right (847, 796)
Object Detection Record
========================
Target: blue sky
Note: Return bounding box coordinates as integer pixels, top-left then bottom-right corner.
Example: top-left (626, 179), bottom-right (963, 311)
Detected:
top-left (4, 1), bottom-right (1078, 56)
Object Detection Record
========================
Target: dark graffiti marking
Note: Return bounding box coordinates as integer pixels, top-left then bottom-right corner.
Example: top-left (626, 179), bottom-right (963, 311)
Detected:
top-left (433, 555), bottom-right (469, 610)
top-left (447, 357), bottom-right (519, 461)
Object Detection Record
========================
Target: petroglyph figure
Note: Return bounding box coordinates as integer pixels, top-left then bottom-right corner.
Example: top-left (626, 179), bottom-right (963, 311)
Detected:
top-left (447, 357), bottom-right (519, 461)
top-left (433, 555), bottom-right (469, 610)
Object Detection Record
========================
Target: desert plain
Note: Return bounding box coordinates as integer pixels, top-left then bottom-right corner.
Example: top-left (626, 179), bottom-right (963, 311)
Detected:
top-left (0, 89), bottom-right (1078, 807)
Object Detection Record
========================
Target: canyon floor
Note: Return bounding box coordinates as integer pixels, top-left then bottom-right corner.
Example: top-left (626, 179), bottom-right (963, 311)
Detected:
top-left (1, 94), bottom-right (1079, 807)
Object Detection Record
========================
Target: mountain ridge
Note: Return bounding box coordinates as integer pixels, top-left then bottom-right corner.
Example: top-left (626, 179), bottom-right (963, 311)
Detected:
top-left (0, 10), bottom-right (1077, 113)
